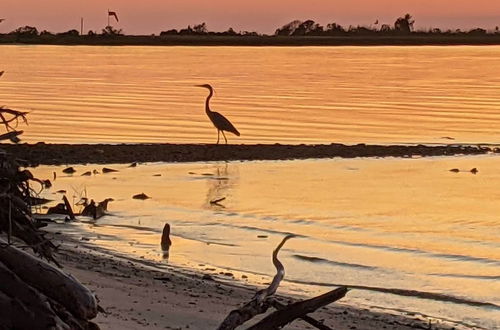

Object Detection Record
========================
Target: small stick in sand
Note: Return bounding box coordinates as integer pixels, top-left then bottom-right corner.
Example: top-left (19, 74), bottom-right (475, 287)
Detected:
top-left (210, 197), bottom-right (226, 206)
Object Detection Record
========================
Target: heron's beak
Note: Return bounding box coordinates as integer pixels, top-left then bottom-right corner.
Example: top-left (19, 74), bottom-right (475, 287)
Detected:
top-left (195, 84), bottom-right (206, 88)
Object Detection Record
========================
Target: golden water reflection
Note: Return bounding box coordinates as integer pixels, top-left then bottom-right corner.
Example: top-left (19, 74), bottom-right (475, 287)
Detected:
top-left (2, 45), bottom-right (500, 144)
top-left (31, 156), bottom-right (500, 328)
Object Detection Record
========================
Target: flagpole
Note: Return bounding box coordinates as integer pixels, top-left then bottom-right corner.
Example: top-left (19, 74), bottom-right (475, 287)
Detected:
top-left (107, 9), bottom-right (110, 27)
top-left (80, 17), bottom-right (84, 35)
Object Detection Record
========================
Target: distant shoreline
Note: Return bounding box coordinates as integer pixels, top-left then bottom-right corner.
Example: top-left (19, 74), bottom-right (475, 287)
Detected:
top-left (4, 35), bottom-right (500, 46)
top-left (2, 143), bottom-right (497, 166)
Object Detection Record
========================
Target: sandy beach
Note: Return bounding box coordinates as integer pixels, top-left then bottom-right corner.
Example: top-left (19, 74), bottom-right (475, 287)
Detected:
top-left (48, 231), bottom-right (460, 330)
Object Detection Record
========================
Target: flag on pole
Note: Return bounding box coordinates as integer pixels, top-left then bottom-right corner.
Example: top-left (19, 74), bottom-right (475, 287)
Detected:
top-left (374, 19), bottom-right (379, 25)
top-left (108, 11), bottom-right (119, 22)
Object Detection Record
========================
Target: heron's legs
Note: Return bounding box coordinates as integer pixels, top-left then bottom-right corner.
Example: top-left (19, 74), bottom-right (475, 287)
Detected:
top-left (217, 130), bottom-right (220, 145)
top-left (221, 131), bottom-right (228, 144)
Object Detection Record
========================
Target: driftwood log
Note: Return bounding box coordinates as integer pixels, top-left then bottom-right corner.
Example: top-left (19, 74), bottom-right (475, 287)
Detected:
top-left (0, 130), bottom-right (23, 143)
top-left (217, 235), bottom-right (348, 330)
top-left (0, 238), bottom-right (98, 320)
top-left (0, 239), bottom-right (99, 329)
top-left (248, 287), bottom-right (348, 330)
top-left (0, 120), bottom-right (101, 328)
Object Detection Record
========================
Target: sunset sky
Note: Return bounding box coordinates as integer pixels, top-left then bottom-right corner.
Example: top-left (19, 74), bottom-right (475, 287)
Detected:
top-left (1, 0), bottom-right (500, 34)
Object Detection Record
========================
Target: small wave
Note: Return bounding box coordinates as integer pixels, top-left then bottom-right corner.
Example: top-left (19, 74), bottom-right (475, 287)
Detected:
top-left (428, 273), bottom-right (500, 281)
top-left (105, 223), bottom-right (159, 232)
top-left (293, 254), bottom-right (376, 270)
top-left (312, 239), bottom-right (500, 267)
top-left (206, 221), bottom-right (500, 267)
top-left (100, 223), bottom-right (238, 247)
top-left (288, 279), bottom-right (500, 310)
top-left (225, 224), bottom-right (305, 238)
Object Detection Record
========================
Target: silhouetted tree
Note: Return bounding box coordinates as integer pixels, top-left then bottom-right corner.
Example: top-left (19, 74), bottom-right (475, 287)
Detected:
top-left (160, 29), bottom-right (178, 36)
top-left (192, 22), bottom-right (208, 34)
top-left (349, 26), bottom-right (376, 35)
top-left (57, 29), bottom-right (79, 37)
top-left (325, 22), bottom-right (345, 35)
top-left (101, 25), bottom-right (123, 36)
top-left (242, 31), bottom-right (259, 36)
top-left (275, 20), bottom-right (303, 36)
top-left (179, 25), bottom-right (193, 35)
top-left (222, 27), bottom-right (238, 36)
top-left (292, 20), bottom-right (322, 36)
top-left (39, 30), bottom-right (54, 36)
top-left (10, 26), bottom-right (38, 37)
top-left (394, 14), bottom-right (414, 33)
top-left (467, 28), bottom-right (486, 35)
top-left (380, 24), bottom-right (392, 33)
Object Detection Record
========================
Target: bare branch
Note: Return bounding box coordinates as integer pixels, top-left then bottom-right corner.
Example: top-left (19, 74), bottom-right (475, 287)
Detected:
top-left (217, 235), bottom-right (295, 330)
top-left (269, 299), bottom-right (333, 330)
top-left (253, 234), bottom-right (295, 303)
top-left (247, 287), bottom-right (348, 330)
top-left (0, 107), bottom-right (29, 132)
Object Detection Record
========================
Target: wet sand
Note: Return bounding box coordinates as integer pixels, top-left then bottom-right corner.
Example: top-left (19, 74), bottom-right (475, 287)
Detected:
top-left (2, 143), bottom-right (497, 166)
top-left (49, 232), bottom-right (460, 330)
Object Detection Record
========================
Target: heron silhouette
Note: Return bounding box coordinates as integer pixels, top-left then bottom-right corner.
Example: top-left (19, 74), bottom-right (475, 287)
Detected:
top-left (196, 84), bottom-right (240, 144)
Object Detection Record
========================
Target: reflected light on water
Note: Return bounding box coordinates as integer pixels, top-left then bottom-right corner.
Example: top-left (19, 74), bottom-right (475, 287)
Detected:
top-left (2, 45), bottom-right (500, 144)
top-left (32, 155), bottom-right (500, 328)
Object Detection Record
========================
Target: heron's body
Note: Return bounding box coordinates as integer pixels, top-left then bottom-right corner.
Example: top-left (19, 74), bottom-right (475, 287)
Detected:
top-left (198, 84), bottom-right (240, 144)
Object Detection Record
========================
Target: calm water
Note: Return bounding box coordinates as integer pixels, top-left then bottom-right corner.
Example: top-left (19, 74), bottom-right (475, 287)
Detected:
top-left (1, 45), bottom-right (500, 144)
top-left (33, 156), bottom-right (500, 329)
top-left (4, 45), bottom-right (500, 328)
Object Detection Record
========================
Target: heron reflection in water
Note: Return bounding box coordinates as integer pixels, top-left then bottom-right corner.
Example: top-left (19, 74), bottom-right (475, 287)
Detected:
top-left (196, 84), bottom-right (240, 144)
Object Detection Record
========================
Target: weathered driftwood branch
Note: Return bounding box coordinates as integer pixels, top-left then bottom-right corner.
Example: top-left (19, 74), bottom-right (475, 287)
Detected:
top-left (81, 198), bottom-right (112, 220)
top-left (217, 235), bottom-right (294, 330)
top-left (0, 130), bottom-right (23, 143)
top-left (210, 197), bottom-right (226, 206)
top-left (269, 299), bottom-right (333, 330)
top-left (0, 72), bottom-right (28, 143)
top-left (217, 295), bottom-right (274, 330)
top-left (247, 287), bottom-right (348, 330)
top-left (0, 107), bottom-right (29, 132)
top-left (62, 195), bottom-right (76, 220)
top-left (217, 234), bottom-right (349, 330)
top-left (0, 260), bottom-right (71, 329)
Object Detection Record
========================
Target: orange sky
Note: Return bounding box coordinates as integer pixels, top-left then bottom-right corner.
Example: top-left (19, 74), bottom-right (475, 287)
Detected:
top-left (1, 1), bottom-right (500, 34)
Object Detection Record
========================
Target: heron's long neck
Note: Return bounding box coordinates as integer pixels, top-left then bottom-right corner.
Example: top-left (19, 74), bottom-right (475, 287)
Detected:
top-left (205, 89), bottom-right (213, 114)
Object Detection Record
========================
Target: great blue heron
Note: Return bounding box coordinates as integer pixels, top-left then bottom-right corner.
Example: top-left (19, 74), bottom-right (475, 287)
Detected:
top-left (196, 84), bottom-right (240, 144)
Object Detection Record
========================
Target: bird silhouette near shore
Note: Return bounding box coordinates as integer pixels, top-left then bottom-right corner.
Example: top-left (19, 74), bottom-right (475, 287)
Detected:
top-left (196, 84), bottom-right (240, 144)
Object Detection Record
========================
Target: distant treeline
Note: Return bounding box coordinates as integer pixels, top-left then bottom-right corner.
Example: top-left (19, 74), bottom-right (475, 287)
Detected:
top-left (2, 14), bottom-right (500, 46)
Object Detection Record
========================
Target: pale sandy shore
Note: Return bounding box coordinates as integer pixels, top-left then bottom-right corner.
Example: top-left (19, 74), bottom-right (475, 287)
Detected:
top-left (47, 232), bottom-right (464, 330)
